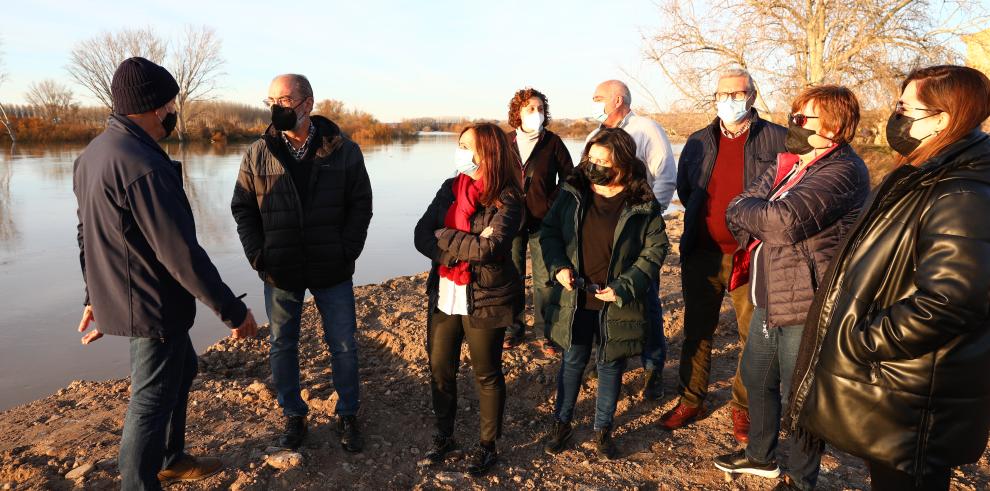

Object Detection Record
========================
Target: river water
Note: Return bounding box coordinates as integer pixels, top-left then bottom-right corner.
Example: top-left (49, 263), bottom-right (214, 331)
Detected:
top-left (0, 135), bottom-right (682, 410)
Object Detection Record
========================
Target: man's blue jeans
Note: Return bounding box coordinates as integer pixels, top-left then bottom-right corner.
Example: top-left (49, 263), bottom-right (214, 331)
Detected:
top-left (119, 333), bottom-right (197, 491)
top-left (741, 308), bottom-right (822, 491)
top-left (266, 280), bottom-right (360, 417)
top-left (641, 282), bottom-right (667, 372)
top-left (553, 309), bottom-right (628, 430)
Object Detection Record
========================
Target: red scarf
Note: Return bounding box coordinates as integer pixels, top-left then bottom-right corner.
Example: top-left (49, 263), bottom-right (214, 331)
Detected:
top-left (438, 173), bottom-right (485, 285)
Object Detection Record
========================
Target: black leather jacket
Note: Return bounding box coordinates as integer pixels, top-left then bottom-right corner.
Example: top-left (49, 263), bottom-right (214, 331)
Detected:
top-left (789, 131), bottom-right (990, 478)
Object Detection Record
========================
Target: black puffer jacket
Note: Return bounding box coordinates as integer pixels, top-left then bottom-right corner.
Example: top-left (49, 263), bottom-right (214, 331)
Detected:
top-left (231, 116), bottom-right (373, 291)
top-left (726, 144), bottom-right (870, 328)
top-left (413, 178), bottom-right (523, 322)
top-left (676, 111), bottom-right (785, 257)
top-left (788, 131), bottom-right (990, 478)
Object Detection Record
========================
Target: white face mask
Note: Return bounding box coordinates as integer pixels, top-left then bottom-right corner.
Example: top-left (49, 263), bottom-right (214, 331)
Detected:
top-left (716, 99), bottom-right (750, 124)
top-left (454, 148), bottom-right (478, 176)
top-left (521, 111), bottom-right (544, 132)
top-left (591, 101), bottom-right (608, 122)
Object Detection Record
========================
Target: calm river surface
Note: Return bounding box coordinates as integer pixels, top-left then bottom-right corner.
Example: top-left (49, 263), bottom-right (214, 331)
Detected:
top-left (0, 135), bottom-right (682, 410)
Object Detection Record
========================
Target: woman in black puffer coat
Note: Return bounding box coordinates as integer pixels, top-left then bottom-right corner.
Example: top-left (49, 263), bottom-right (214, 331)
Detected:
top-left (413, 123), bottom-right (522, 477)
top-left (788, 65), bottom-right (990, 491)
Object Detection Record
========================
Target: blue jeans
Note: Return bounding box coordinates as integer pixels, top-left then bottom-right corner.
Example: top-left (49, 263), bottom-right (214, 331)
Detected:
top-left (553, 309), bottom-right (628, 430)
top-left (641, 282), bottom-right (667, 372)
top-left (741, 308), bottom-right (822, 491)
top-left (266, 280), bottom-right (360, 417)
top-left (119, 333), bottom-right (198, 491)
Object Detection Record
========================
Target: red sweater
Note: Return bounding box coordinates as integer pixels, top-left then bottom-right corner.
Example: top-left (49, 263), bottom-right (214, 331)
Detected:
top-left (704, 131), bottom-right (748, 254)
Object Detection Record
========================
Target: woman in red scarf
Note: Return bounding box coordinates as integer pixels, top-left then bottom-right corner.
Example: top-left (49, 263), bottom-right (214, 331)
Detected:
top-left (413, 123), bottom-right (523, 476)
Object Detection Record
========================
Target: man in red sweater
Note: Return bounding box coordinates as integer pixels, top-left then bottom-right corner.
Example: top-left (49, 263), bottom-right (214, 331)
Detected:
top-left (661, 69), bottom-right (786, 444)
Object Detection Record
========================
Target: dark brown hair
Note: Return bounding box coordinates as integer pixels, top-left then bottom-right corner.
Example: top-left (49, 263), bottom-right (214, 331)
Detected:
top-left (460, 123), bottom-right (522, 207)
top-left (507, 88), bottom-right (551, 130)
top-left (573, 127), bottom-right (654, 204)
top-left (896, 65), bottom-right (990, 166)
top-left (790, 85), bottom-right (860, 145)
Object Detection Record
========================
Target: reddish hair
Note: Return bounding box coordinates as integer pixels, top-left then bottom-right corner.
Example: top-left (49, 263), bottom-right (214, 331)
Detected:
top-left (507, 88), bottom-right (551, 130)
top-left (896, 65), bottom-right (990, 166)
top-left (460, 123), bottom-right (522, 207)
top-left (790, 85), bottom-right (861, 145)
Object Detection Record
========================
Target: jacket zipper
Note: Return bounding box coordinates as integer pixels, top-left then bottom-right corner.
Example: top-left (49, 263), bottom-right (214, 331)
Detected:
top-left (597, 206), bottom-right (642, 359)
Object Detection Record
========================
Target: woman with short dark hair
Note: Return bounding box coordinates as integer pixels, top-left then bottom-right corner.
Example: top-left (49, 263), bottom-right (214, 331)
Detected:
top-left (714, 85), bottom-right (871, 490)
top-left (413, 122), bottom-right (523, 476)
top-left (503, 88), bottom-right (574, 352)
top-left (540, 127), bottom-right (669, 459)
top-left (789, 65), bottom-right (990, 491)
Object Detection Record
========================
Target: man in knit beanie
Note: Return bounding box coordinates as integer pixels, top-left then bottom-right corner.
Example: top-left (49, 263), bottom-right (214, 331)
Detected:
top-left (74, 56), bottom-right (258, 489)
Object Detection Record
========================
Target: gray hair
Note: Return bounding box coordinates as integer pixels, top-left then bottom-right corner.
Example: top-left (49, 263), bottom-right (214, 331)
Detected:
top-left (274, 73), bottom-right (314, 100)
top-left (717, 68), bottom-right (756, 94)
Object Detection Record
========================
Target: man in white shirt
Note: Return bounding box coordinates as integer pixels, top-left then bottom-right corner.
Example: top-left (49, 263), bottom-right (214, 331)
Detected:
top-left (587, 79), bottom-right (675, 401)
top-left (587, 80), bottom-right (677, 210)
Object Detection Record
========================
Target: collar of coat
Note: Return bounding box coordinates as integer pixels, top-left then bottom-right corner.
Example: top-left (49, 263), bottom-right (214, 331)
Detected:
top-left (109, 113), bottom-right (173, 163)
top-left (262, 115), bottom-right (345, 163)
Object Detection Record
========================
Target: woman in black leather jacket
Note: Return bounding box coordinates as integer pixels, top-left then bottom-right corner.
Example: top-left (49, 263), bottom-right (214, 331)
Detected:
top-left (788, 65), bottom-right (990, 490)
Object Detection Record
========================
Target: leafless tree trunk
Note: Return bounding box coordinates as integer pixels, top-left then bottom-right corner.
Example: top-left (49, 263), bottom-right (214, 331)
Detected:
top-left (0, 38), bottom-right (15, 143)
top-left (26, 80), bottom-right (77, 123)
top-left (644, 0), bottom-right (989, 114)
top-left (171, 26), bottom-right (225, 142)
top-left (65, 28), bottom-right (167, 111)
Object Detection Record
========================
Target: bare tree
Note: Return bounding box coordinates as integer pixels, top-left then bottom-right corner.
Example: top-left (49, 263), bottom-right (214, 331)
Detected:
top-left (170, 26), bottom-right (225, 141)
top-left (644, 0), bottom-right (989, 114)
top-left (0, 37), bottom-right (15, 142)
top-left (66, 28), bottom-right (167, 110)
top-left (26, 79), bottom-right (77, 123)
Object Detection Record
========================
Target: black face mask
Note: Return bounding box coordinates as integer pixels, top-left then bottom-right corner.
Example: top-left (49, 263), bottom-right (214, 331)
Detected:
top-left (584, 163), bottom-right (616, 185)
top-left (160, 111), bottom-right (177, 139)
top-left (271, 101), bottom-right (304, 131)
top-left (784, 121), bottom-right (831, 155)
top-left (885, 111), bottom-right (938, 156)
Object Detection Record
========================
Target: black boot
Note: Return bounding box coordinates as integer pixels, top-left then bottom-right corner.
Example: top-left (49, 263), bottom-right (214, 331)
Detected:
top-left (543, 419), bottom-right (573, 455)
top-left (641, 369), bottom-right (664, 401)
top-left (425, 433), bottom-right (457, 464)
top-left (278, 415), bottom-right (307, 449)
top-left (335, 415), bottom-right (363, 453)
top-left (466, 441), bottom-right (498, 476)
top-left (594, 427), bottom-right (617, 460)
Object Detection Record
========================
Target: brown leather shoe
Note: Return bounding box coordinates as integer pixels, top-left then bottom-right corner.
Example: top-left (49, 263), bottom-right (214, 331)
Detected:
top-left (658, 401), bottom-right (706, 430)
top-left (732, 407), bottom-right (750, 444)
top-left (157, 455), bottom-right (223, 484)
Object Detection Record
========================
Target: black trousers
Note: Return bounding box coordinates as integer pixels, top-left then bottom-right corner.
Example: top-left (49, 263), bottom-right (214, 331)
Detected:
top-left (427, 309), bottom-right (506, 444)
top-left (867, 459), bottom-right (950, 491)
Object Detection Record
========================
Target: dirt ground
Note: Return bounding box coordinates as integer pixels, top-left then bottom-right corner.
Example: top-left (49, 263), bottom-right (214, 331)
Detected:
top-left (1, 212), bottom-right (988, 490)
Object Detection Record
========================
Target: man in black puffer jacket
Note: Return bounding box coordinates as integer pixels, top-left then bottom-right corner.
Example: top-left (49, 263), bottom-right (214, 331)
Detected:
top-left (231, 74), bottom-right (372, 453)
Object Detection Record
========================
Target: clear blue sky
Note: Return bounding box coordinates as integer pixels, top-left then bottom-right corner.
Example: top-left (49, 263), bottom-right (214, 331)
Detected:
top-left (0, 0), bottom-right (671, 122)
top-left (2, 0), bottom-right (988, 122)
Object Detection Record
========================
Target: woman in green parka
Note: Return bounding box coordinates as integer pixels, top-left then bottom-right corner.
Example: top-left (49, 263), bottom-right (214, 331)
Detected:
top-left (539, 127), bottom-right (670, 459)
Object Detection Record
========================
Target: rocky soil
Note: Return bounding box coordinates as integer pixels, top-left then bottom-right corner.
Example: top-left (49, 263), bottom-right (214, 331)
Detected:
top-left (1, 212), bottom-right (988, 490)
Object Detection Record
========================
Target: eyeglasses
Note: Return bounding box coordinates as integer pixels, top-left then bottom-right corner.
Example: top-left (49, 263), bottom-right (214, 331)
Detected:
top-left (714, 91), bottom-right (750, 102)
top-left (263, 95), bottom-right (296, 108)
top-left (789, 113), bottom-right (820, 127)
top-left (894, 101), bottom-right (939, 116)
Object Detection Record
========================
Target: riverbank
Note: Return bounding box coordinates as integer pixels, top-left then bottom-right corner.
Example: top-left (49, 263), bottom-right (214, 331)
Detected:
top-left (1, 212), bottom-right (987, 490)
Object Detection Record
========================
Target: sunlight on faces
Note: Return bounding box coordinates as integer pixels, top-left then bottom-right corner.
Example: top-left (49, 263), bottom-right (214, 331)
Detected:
top-left (798, 99), bottom-right (836, 151)
top-left (520, 96), bottom-right (544, 132)
top-left (900, 80), bottom-right (951, 148)
top-left (715, 76), bottom-right (754, 105)
top-left (593, 82), bottom-right (624, 114)
top-left (268, 76), bottom-right (313, 114)
top-left (458, 128), bottom-right (482, 179)
top-left (587, 144), bottom-right (614, 167)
